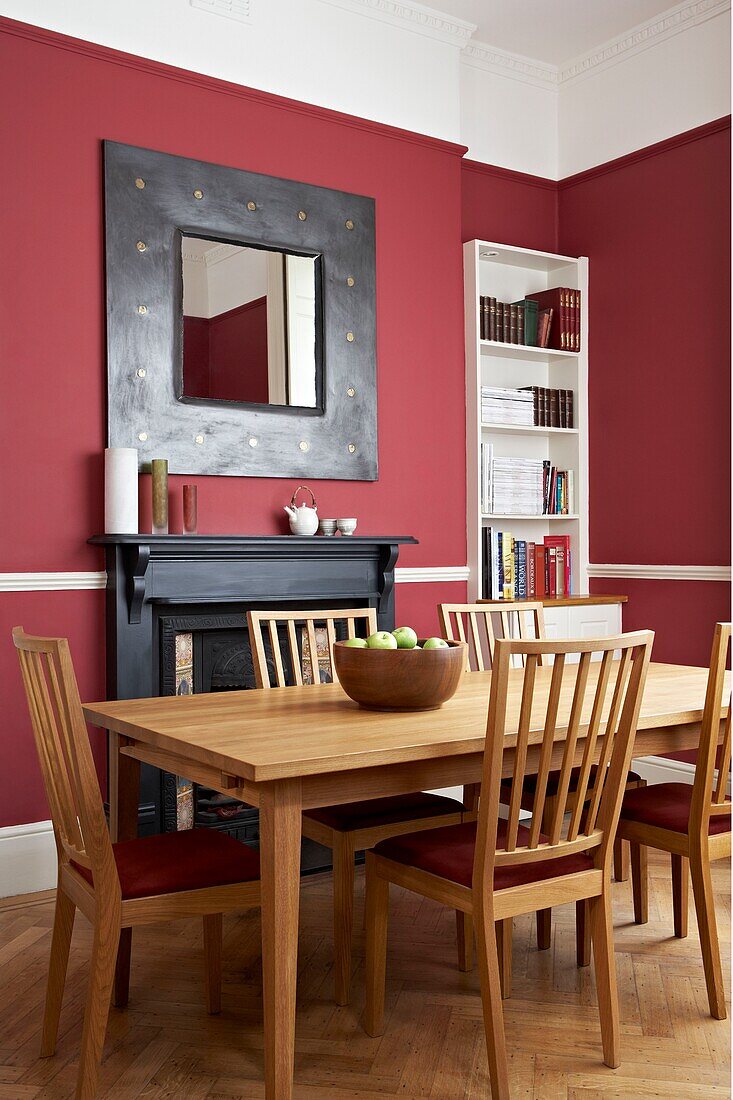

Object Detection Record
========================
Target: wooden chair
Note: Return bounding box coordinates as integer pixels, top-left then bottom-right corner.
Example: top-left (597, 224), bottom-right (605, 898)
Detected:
top-left (619, 621), bottom-right (731, 1020)
top-left (246, 607), bottom-right (466, 1006)
top-left (13, 628), bottom-right (262, 1100)
top-left (439, 602), bottom-right (645, 990)
top-left (364, 630), bottom-right (654, 1098)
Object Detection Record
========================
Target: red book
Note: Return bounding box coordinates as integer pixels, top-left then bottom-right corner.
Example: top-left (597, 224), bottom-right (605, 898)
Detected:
top-left (546, 545), bottom-right (557, 597)
top-left (575, 288), bottom-right (581, 352)
top-left (526, 289), bottom-right (569, 351)
top-left (527, 541), bottom-right (536, 597)
top-left (534, 545), bottom-right (546, 597)
top-left (544, 535), bottom-right (572, 595)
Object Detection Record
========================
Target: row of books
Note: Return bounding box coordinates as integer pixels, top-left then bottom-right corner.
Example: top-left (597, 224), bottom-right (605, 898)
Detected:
top-left (480, 447), bottom-right (575, 515)
top-left (482, 386), bottom-right (574, 429)
top-left (479, 287), bottom-right (581, 352)
top-left (481, 530), bottom-right (572, 599)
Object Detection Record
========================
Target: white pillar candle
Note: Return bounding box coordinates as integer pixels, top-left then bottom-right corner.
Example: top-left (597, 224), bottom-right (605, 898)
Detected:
top-left (104, 448), bottom-right (139, 533)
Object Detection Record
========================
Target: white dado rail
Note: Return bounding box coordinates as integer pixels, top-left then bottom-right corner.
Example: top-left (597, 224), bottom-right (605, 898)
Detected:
top-left (1, 562), bottom-right (730, 591)
top-left (0, 567), bottom-right (470, 590)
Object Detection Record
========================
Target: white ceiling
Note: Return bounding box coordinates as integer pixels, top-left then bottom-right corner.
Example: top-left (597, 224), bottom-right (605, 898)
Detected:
top-left (441, 0), bottom-right (681, 65)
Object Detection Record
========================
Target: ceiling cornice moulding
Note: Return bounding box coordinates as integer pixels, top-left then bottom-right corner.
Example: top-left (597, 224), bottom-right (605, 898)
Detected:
top-left (461, 42), bottom-right (559, 90)
top-left (317, 0), bottom-right (476, 47)
top-left (559, 0), bottom-right (730, 86)
top-left (461, 0), bottom-right (730, 92)
top-left (190, 0), bottom-right (252, 24)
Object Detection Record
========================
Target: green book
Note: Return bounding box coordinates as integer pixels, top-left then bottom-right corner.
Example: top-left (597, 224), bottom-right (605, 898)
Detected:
top-left (513, 299), bottom-right (539, 346)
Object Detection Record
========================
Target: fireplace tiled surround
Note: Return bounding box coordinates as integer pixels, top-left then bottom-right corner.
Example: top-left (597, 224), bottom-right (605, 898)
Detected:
top-left (91, 534), bottom-right (415, 869)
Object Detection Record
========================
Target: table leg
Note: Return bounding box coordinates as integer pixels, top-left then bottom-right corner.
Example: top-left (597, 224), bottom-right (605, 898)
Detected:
top-left (260, 778), bottom-right (302, 1100)
top-left (108, 732), bottom-right (140, 843)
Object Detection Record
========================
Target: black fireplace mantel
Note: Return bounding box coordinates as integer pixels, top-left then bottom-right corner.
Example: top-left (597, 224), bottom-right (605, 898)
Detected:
top-left (90, 533), bottom-right (416, 834)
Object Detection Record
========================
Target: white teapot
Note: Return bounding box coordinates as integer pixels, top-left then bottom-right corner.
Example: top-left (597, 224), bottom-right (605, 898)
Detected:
top-left (284, 485), bottom-right (319, 535)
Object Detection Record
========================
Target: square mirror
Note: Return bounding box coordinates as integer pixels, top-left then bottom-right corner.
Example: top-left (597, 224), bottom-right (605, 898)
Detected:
top-left (181, 236), bottom-right (321, 409)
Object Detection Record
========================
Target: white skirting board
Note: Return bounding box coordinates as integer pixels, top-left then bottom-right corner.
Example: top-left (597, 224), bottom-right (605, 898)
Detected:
top-left (0, 756), bottom-right (698, 898)
top-left (0, 820), bottom-right (57, 898)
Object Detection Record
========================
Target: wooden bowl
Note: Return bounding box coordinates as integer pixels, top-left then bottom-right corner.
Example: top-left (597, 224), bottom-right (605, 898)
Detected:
top-left (333, 639), bottom-right (467, 711)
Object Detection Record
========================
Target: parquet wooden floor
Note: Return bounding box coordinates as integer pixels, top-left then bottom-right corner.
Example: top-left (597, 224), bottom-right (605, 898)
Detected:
top-left (0, 848), bottom-right (729, 1098)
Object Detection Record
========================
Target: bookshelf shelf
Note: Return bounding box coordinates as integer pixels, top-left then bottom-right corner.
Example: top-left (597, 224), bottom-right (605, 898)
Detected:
top-left (481, 423), bottom-right (579, 436)
top-left (464, 239), bottom-right (589, 601)
top-left (480, 339), bottom-right (578, 361)
top-left (481, 514), bottom-right (580, 521)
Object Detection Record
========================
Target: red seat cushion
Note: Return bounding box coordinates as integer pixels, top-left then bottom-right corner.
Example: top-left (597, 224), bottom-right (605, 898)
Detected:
top-left (374, 819), bottom-right (594, 891)
top-left (620, 783), bottom-right (731, 836)
top-left (659, 745), bottom-right (725, 767)
top-left (501, 766), bottom-right (641, 797)
top-left (305, 792), bottom-right (463, 833)
top-left (72, 828), bottom-right (260, 900)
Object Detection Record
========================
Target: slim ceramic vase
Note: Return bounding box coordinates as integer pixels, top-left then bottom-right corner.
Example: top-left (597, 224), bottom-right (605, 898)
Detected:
top-left (151, 459), bottom-right (169, 535)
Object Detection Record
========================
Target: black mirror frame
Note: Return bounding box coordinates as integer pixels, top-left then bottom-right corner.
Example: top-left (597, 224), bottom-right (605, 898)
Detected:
top-left (104, 141), bottom-right (377, 479)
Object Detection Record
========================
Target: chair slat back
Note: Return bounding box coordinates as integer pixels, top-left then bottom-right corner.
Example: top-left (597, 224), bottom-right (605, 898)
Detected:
top-left (13, 628), bottom-right (115, 883)
top-left (691, 623), bottom-right (732, 828)
top-left (438, 601), bottom-right (546, 672)
top-left (247, 607), bottom-right (378, 688)
top-left (472, 631), bottom-right (653, 898)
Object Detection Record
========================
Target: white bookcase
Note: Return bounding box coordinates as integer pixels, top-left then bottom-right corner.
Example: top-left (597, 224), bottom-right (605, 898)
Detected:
top-left (464, 239), bottom-right (590, 604)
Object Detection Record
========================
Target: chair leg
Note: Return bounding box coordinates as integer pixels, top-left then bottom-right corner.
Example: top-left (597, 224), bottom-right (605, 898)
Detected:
top-left (536, 908), bottom-right (552, 951)
top-left (536, 799), bottom-right (555, 950)
top-left (203, 913), bottom-right (223, 1015)
top-left (364, 856), bottom-right (389, 1037)
top-left (576, 900), bottom-right (591, 967)
top-left (495, 918), bottom-right (512, 998)
top-left (475, 902), bottom-right (510, 1099)
top-left (689, 853), bottom-right (727, 1020)
top-left (456, 911), bottom-right (473, 972)
top-left (613, 837), bottom-right (630, 882)
top-left (76, 915), bottom-right (121, 1100)
top-left (113, 928), bottom-right (132, 1008)
top-left (40, 888), bottom-right (76, 1058)
top-left (630, 842), bottom-right (648, 925)
top-left (671, 854), bottom-right (689, 939)
top-left (333, 834), bottom-right (356, 1006)
top-left (588, 891), bottom-right (620, 1068)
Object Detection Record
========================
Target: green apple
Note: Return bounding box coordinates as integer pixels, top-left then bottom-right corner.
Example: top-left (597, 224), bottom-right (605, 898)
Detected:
top-left (342, 637), bottom-right (368, 648)
top-left (392, 625), bottom-right (418, 649)
top-left (422, 637), bottom-right (449, 650)
top-left (366, 631), bottom-right (398, 650)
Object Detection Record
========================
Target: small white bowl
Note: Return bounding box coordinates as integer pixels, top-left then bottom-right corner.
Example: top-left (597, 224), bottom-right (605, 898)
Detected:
top-left (337, 518), bottom-right (357, 536)
top-left (319, 518), bottom-right (338, 537)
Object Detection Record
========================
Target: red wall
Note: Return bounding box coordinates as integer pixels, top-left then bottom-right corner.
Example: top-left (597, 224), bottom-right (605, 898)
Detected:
top-left (559, 120), bottom-right (731, 666)
top-left (184, 300), bottom-right (270, 403)
top-left (461, 160), bottom-right (559, 254)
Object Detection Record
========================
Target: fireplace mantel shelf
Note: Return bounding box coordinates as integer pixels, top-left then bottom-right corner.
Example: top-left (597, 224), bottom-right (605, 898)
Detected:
top-left (90, 533), bottom-right (417, 625)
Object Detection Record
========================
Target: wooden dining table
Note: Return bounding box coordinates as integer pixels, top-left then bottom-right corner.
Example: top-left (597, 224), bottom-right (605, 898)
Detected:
top-left (83, 659), bottom-right (721, 1100)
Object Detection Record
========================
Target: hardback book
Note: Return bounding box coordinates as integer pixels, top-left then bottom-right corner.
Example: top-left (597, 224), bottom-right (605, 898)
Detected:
top-left (516, 303), bottom-right (524, 345)
top-left (534, 543), bottom-right (546, 597)
top-left (527, 541), bottom-right (536, 597)
top-left (502, 533), bottom-right (514, 600)
top-left (515, 540), bottom-right (527, 598)
top-left (513, 299), bottom-right (538, 346)
top-left (503, 303), bottom-right (511, 342)
top-left (537, 307), bottom-right (553, 348)
top-left (544, 535), bottom-right (572, 595)
top-left (546, 545), bottom-right (557, 597)
top-left (489, 297), bottom-right (496, 341)
top-left (527, 289), bottom-right (571, 350)
top-left (509, 304), bottom-right (518, 344)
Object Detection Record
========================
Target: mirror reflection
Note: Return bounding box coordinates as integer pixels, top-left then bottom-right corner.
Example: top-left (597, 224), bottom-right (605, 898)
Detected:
top-left (181, 236), bottom-right (319, 408)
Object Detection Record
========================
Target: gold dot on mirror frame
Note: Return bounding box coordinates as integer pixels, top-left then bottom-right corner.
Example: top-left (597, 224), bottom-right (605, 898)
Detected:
top-left (348, 443), bottom-right (356, 454)
top-left (347, 387), bottom-right (356, 397)
top-left (346, 331), bottom-right (355, 342)
top-left (136, 368), bottom-right (146, 378)
top-left (137, 304), bottom-right (148, 315)
top-left (246, 200), bottom-right (257, 211)
top-left (138, 432), bottom-right (148, 442)
top-left (298, 440), bottom-right (309, 452)
top-left (248, 437), bottom-right (258, 448)
top-left (195, 434), bottom-right (205, 445)
top-left (136, 241), bottom-right (147, 252)
top-left (298, 210), bottom-right (307, 221)
top-left (193, 188), bottom-right (204, 200)
top-left (346, 276), bottom-right (355, 287)
top-left (345, 219), bottom-right (354, 230)
top-left (135, 178), bottom-right (146, 189)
